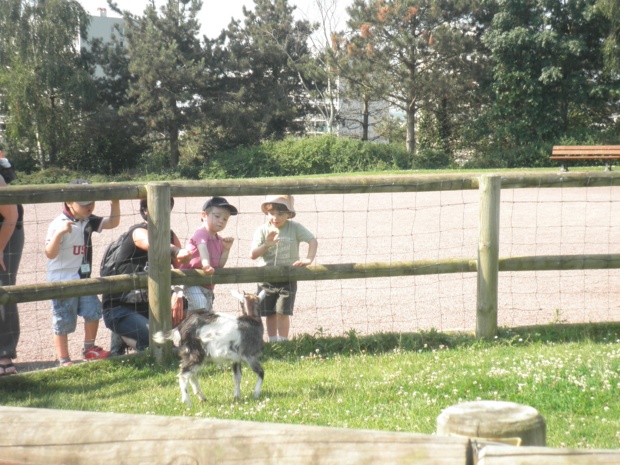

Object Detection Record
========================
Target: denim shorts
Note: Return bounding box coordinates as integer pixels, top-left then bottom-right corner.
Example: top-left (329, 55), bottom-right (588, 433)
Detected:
top-left (51, 295), bottom-right (102, 335)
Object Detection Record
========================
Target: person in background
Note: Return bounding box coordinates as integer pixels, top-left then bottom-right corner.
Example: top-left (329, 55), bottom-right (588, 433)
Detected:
top-left (180, 196), bottom-right (238, 312)
top-left (45, 179), bottom-right (120, 367)
top-left (0, 149), bottom-right (24, 376)
top-left (103, 198), bottom-right (191, 355)
top-left (250, 195), bottom-right (317, 342)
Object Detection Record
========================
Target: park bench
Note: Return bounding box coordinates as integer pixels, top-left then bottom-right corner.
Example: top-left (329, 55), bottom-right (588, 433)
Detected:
top-left (550, 145), bottom-right (620, 172)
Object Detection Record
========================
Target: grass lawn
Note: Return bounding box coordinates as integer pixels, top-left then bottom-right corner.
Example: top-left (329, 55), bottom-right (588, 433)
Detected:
top-left (1, 324), bottom-right (619, 450)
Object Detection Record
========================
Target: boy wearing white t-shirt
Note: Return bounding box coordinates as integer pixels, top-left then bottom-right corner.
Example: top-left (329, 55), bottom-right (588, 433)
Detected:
top-left (45, 180), bottom-right (120, 367)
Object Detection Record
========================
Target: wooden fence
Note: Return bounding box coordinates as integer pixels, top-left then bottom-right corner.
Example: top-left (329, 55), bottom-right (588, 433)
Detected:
top-left (2, 172), bottom-right (620, 356)
top-left (1, 406), bottom-right (619, 464)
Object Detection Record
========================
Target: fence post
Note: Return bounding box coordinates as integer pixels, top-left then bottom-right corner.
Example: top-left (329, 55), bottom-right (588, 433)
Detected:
top-left (477, 175), bottom-right (501, 338)
top-left (146, 182), bottom-right (173, 363)
top-left (437, 400), bottom-right (546, 446)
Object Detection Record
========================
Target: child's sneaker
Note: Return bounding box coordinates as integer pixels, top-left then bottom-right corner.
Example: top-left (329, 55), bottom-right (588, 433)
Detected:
top-left (83, 345), bottom-right (111, 360)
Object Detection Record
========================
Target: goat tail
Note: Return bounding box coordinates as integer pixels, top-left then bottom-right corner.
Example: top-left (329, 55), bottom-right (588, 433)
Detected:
top-left (152, 329), bottom-right (181, 346)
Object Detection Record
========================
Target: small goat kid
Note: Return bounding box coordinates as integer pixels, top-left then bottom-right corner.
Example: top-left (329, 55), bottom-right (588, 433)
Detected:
top-left (153, 290), bottom-right (266, 406)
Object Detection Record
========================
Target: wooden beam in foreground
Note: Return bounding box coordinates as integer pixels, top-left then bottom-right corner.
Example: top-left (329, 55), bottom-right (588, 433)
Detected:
top-left (478, 445), bottom-right (620, 465)
top-left (0, 406), bottom-right (472, 465)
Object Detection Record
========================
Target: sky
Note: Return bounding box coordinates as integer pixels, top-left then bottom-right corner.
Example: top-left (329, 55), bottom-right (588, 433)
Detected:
top-left (78, 0), bottom-right (349, 39)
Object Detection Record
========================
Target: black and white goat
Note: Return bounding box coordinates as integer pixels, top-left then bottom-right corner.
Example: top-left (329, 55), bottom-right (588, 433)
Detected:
top-left (153, 290), bottom-right (266, 406)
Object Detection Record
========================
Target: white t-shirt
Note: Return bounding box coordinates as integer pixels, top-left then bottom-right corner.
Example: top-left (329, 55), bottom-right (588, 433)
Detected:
top-left (46, 212), bottom-right (104, 282)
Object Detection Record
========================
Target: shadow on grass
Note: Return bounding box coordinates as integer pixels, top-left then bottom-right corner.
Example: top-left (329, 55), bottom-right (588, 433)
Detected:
top-left (264, 321), bottom-right (620, 360)
top-left (2, 321), bottom-right (618, 407)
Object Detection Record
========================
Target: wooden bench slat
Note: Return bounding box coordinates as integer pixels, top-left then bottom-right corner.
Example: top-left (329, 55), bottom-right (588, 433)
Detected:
top-left (550, 155), bottom-right (620, 160)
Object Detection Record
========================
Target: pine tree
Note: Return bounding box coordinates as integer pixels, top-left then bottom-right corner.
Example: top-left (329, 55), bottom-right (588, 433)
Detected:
top-left (115, 0), bottom-right (206, 168)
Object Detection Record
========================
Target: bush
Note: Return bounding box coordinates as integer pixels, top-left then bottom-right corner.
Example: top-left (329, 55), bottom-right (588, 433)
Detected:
top-left (202, 135), bottom-right (413, 178)
top-left (413, 149), bottom-right (453, 169)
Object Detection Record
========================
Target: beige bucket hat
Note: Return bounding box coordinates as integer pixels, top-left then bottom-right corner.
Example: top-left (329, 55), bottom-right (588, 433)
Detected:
top-left (261, 195), bottom-right (296, 218)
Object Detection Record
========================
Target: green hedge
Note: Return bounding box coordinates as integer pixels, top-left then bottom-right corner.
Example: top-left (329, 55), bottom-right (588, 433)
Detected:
top-left (200, 135), bottom-right (413, 179)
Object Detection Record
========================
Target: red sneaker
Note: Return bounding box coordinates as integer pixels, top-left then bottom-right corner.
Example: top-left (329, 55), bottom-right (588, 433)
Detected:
top-left (83, 345), bottom-right (111, 360)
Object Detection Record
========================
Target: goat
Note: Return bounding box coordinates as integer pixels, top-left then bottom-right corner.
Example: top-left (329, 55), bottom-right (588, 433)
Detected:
top-left (153, 290), bottom-right (266, 406)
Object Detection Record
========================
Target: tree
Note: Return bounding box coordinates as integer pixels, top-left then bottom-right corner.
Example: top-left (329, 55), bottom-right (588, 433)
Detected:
top-left (214, 0), bottom-right (315, 144)
top-left (110, 0), bottom-right (206, 169)
top-left (0, 0), bottom-right (95, 168)
top-left (482, 0), bottom-right (618, 146)
top-left (597, 0), bottom-right (620, 74)
top-left (343, 0), bottom-right (487, 154)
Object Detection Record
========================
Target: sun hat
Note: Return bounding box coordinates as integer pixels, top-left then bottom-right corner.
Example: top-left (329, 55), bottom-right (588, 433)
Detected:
top-left (68, 179), bottom-right (94, 206)
top-left (261, 195), bottom-right (295, 218)
top-left (202, 196), bottom-right (238, 215)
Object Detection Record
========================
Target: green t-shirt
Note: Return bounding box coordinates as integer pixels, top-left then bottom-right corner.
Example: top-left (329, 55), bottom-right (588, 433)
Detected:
top-left (251, 220), bottom-right (315, 266)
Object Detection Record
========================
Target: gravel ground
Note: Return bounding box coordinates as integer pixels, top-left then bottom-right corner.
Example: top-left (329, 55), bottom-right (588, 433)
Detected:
top-left (9, 185), bottom-right (620, 370)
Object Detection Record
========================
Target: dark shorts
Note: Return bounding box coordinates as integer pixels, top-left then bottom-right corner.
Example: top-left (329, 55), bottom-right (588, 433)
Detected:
top-left (257, 282), bottom-right (297, 316)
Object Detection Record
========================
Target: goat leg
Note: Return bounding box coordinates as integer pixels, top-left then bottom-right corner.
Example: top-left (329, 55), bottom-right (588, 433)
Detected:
top-left (178, 372), bottom-right (192, 407)
top-left (248, 359), bottom-right (264, 399)
top-left (232, 362), bottom-right (242, 400)
top-left (188, 370), bottom-right (206, 403)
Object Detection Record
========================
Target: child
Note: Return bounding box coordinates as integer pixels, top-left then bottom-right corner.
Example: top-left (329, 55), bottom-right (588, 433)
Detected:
top-left (250, 195), bottom-right (317, 342)
top-left (104, 197), bottom-right (190, 355)
top-left (45, 179), bottom-right (120, 366)
top-left (181, 196), bottom-right (238, 311)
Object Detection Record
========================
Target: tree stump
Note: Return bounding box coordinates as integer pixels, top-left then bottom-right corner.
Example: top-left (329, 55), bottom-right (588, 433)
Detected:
top-left (437, 400), bottom-right (546, 447)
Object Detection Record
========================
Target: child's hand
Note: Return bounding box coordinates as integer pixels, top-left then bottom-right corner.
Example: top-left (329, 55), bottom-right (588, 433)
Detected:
top-left (265, 231), bottom-right (279, 248)
top-left (175, 248), bottom-right (192, 264)
top-left (171, 292), bottom-right (186, 327)
top-left (292, 258), bottom-right (313, 267)
top-left (59, 221), bottom-right (75, 235)
top-left (201, 264), bottom-right (215, 275)
top-left (222, 237), bottom-right (234, 251)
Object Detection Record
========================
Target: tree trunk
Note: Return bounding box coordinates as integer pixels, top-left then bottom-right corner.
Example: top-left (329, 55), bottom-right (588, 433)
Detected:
top-left (438, 97), bottom-right (451, 154)
top-left (169, 129), bottom-right (179, 169)
top-left (406, 105), bottom-right (416, 154)
top-left (362, 94), bottom-right (369, 141)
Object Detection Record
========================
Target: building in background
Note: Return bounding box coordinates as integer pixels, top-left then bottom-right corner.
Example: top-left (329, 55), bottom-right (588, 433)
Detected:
top-left (82, 8), bottom-right (125, 78)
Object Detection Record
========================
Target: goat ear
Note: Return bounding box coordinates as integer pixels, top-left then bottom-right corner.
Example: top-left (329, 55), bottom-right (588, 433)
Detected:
top-left (230, 290), bottom-right (245, 303)
top-left (257, 289), bottom-right (267, 303)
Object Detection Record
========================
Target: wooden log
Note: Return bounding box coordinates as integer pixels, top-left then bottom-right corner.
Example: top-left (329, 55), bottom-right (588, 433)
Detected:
top-left (477, 176), bottom-right (501, 338)
top-left (4, 252), bottom-right (620, 305)
top-left (0, 182), bottom-right (145, 205)
top-left (146, 183), bottom-right (174, 363)
top-left (0, 259), bottom-right (477, 305)
top-left (436, 401), bottom-right (546, 447)
top-left (5, 172), bottom-right (620, 206)
top-left (477, 445), bottom-right (620, 464)
top-left (0, 406), bottom-right (473, 465)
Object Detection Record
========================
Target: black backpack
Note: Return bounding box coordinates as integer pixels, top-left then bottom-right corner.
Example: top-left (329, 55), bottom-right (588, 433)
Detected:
top-left (100, 230), bottom-right (132, 277)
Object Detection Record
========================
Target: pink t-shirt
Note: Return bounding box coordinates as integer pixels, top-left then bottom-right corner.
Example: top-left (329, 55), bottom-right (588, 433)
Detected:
top-left (180, 226), bottom-right (224, 289)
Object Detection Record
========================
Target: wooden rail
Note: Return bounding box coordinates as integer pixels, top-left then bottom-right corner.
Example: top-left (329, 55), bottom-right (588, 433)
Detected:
top-left (1, 406), bottom-right (619, 464)
top-left (0, 406), bottom-right (472, 465)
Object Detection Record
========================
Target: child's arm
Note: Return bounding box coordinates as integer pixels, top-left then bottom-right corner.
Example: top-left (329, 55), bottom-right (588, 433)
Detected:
top-left (171, 232), bottom-right (192, 267)
top-left (293, 237), bottom-right (318, 267)
top-left (101, 200), bottom-right (121, 230)
top-left (132, 228), bottom-right (191, 266)
top-left (0, 203), bottom-right (17, 272)
top-left (45, 221), bottom-right (74, 259)
top-left (250, 230), bottom-right (279, 260)
top-left (219, 237), bottom-right (234, 267)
